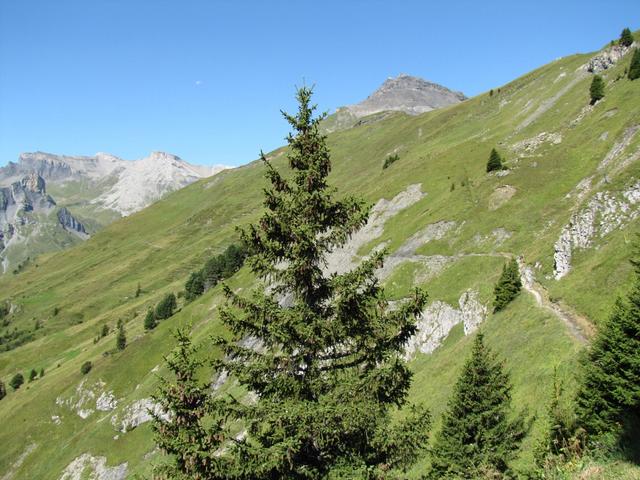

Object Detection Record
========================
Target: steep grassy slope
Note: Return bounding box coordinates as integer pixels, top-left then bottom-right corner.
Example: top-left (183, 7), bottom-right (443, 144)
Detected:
top-left (1, 36), bottom-right (640, 479)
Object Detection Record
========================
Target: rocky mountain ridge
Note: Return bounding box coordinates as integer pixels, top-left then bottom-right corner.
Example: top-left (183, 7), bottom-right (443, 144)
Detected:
top-left (0, 173), bottom-right (87, 273)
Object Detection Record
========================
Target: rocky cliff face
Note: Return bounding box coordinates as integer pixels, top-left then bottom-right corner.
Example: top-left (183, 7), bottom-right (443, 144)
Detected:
top-left (0, 151), bottom-right (230, 271)
top-left (0, 174), bottom-right (87, 272)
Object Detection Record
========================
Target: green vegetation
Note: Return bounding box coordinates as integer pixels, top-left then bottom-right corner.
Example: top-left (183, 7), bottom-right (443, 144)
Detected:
top-left (589, 74), bottom-right (605, 104)
top-left (80, 361), bottom-right (92, 375)
top-left (575, 254), bottom-right (640, 438)
top-left (429, 333), bottom-right (526, 478)
top-left (29, 368), bottom-right (37, 382)
top-left (629, 48), bottom-right (640, 80)
top-left (0, 381), bottom-right (5, 401)
top-left (184, 271), bottom-right (204, 301)
top-left (116, 320), bottom-right (126, 351)
top-left (154, 88), bottom-right (431, 478)
top-left (493, 258), bottom-right (522, 312)
top-left (486, 147), bottom-right (503, 172)
top-left (143, 308), bottom-right (157, 331)
top-left (10, 373), bottom-right (24, 390)
top-left (383, 152), bottom-right (400, 169)
top-left (154, 293), bottom-right (176, 320)
top-left (620, 27), bottom-right (634, 47)
top-left (0, 31), bottom-right (639, 478)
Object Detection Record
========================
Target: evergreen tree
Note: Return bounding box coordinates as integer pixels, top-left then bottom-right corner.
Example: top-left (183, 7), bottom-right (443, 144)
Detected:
top-left (29, 368), bottom-right (37, 382)
top-left (629, 48), bottom-right (640, 80)
top-left (620, 27), bottom-right (634, 47)
top-left (10, 373), bottom-right (24, 390)
top-left (116, 321), bottom-right (127, 351)
top-left (0, 380), bottom-right (6, 400)
top-left (144, 307), bottom-right (157, 331)
top-left (135, 283), bottom-right (142, 298)
top-left (154, 87), bottom-right (431, 478)
top-left (152, 327), bottom-right (235, 479)
top-left (486, 148), bottom-right (503, 172)
top-left (575, 251), bottom-right (640, 437)
top-left (493, 258), bottom-right (522, 312)
top-left (429, 333), bottom-right (526, 479)
top-left (185, 271), bottom-right (205, 301)
top-left (155, 293), bottom-right (177, 320)
top-left (101, 324), bottom-right (109, 338)
top-left (39, 368), bottom-right (45, 378)
top-left (589, 75), bottom-right (605, 105)
top-left (81, 361), bottom-right (92, 375)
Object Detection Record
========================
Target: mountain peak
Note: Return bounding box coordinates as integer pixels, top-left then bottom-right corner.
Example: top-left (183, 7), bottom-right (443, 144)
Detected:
top-left (344, 74), bottom-right (466, 117)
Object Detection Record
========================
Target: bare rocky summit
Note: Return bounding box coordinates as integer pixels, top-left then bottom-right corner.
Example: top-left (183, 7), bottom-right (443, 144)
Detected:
top-left (344, 74), bottom-right (466, 117)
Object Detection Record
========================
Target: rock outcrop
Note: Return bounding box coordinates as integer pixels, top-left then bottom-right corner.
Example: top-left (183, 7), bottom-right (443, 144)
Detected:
top-left (581, 43), bottom-right (636, 73)
top-left (57, 207), bottom-right (88, 237)
top-left (59, 453), bottom-right (127, 480)
top-left (404, 290), bottom-right (488, 359)
top-left (554, 182), bottom-right (640, 279)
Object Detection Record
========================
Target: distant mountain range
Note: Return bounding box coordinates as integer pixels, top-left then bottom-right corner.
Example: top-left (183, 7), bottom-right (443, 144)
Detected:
top-left (0, 151), bottom-right (229, 272)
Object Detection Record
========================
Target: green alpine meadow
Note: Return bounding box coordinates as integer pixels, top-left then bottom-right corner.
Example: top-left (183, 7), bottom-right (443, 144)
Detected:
top-left (1, 9), bottom-right (640, 479)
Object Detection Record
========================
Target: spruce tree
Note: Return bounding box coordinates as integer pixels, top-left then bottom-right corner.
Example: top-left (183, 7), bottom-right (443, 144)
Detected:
top-left (429, 333), bottom-right (526, 478)
top-left (152, 327), bottom-right (235, 479)
top-left (144, 308), bottom-right (157, 331)
top-left (589, 75), bottom-right (605, 105)
top-left (575, 251), bottom-right (640, 437)
top-left (185, 271), bottom-right (205, 301)
top-left (29, 369), bottom-right (37, 382)
top-left (493, 258), bottom-right (522, 312)
top-left (154, 87), bottom-right (431, 478)
top-left (116, 321), bottom-right (126, 351)
top-left (629, 48), bottom-right (640, 80)
top-left (486, 148), bottom-right (503, 172)
top-left (620, 27), bottom-right (634, 47)
top-left (0, 380), bottom-right (6, 401)
top-left (39, 368), bottom-right (45, 378)
top-left (155, 293), bottom-right (177, 320)
top-left (10, 373), bottom-right (24, 390)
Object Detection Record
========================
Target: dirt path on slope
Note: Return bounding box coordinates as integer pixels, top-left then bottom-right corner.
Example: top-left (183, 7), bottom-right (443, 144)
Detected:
top-left (515, 257), bottom-right (593, 343)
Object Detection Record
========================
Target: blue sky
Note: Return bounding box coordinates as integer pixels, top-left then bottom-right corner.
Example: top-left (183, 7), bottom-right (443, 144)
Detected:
top-left (0, 1), bottom-right (638, 167)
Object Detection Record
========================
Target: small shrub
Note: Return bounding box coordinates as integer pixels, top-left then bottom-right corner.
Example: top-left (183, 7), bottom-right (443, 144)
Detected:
top-left (116, 323), bottom-right (126, 351)
top-left (493, 258), bottom-right (522, 312)
top-left (589, 75), bottom-right (605, 104)
top-left (450, 182), bottom-right (455, 192)
top-left (80, 361), bottom-right (92, 375)
top-left (489, 89), bottom-right (494, 97)
top-left (10, 373), bottom-right (24, 390)
top-left (135, 283), bottom-right (142, 298)
top-left (0, 380), bottom-right (5, 400)
top-left (620, 27), bottom-right (634, 47)
top-left (39, 368), bottom-right (45, 378)
top-left (144, 308), bottom-right (157, 331)
top-left (486, 148), bottom-right (503, 172)
top-left (629, 49), bottom-right (640, 80)
top-left (29, 369), bottom-right (37, 382)
top-left (382, 153), bottom-right (400, 169)
top-left (52, 306), bottom-right (59, 316)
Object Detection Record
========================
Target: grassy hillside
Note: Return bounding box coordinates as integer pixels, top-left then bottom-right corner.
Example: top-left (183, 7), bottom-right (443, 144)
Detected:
top-left (1, 34), bottom-right (640, 479)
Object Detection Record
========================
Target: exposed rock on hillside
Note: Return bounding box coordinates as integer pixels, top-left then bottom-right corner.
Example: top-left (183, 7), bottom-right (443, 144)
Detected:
top-left (0, 174), bottom-right (87, 272)
top-left (404, 289), bottom-right (488, 359)
top-left (59, 453), bottom-right (127, 480)
top-left (554, 182), bottom-right (640, 279)
top-left (581, 42), bottom-right (636, 73)
top-left (111, 398), bottom-right (169, 432)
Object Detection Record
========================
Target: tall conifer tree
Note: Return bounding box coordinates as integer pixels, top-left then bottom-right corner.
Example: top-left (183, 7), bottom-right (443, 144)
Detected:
top-left (429, 333), bottom-right (526, 479)
top-left (575, 251), bottom-right (640, 437)
top-left (153, 87), bottom-right (431, 478)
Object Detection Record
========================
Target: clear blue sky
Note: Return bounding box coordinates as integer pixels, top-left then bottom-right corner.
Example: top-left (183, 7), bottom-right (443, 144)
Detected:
top-left (0, 1), bottom-right (638, 167)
